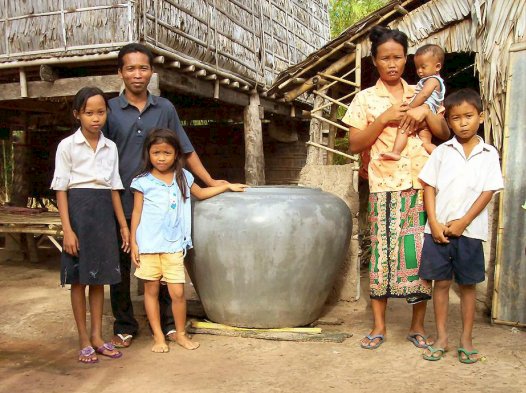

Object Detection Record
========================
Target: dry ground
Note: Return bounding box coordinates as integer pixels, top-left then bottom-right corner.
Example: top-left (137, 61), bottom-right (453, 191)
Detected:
top-left (0, 244), bottom-right (525, 393)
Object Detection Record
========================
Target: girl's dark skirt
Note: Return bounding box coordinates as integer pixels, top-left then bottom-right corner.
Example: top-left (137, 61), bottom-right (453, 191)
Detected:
top-left (61, 189), bottom-right (121, 286)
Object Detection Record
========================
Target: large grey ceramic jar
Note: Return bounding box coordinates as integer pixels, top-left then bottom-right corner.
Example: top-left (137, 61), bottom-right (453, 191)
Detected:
top-left (185, 186), bottom-right (352, 328)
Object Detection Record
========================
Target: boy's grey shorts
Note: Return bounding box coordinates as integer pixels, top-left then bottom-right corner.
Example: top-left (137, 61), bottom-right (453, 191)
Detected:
top-left (419, 234), bottom-right (485, 285)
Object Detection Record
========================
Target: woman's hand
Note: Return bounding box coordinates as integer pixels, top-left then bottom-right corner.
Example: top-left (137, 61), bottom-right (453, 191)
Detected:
top-left (228, 184), bottom-right (249, 192)
top-left (120, 226), bottom-right (130, 253)
top-left (399, 105), bottom-right (430, 135)
top-left (63, 229), bottom-right (80, 256)
top-left (130, 242), bottom-right (140, 268)
top-left (378, 102), bottom-right (410, 125)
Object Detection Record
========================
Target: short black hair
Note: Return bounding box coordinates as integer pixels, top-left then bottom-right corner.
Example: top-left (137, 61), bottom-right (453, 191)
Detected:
top-left (445, 89), bottom-right (483, 116)
top-left (71, 86), bottom-right (108, 126)
top-left (415, 44), bottom-right (445, 64)
top-left (118, 43), bottom-right (154, 69)
top-left (369, 26), bottom-right (408, 58)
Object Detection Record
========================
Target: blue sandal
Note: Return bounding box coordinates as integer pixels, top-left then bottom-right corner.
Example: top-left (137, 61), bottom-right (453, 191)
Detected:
top-left (360, 334), bottom-right (385, 350)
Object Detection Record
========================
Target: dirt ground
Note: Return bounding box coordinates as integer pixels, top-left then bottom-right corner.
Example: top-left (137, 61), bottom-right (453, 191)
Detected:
top-left (0, 244), bottom-right (525, 393)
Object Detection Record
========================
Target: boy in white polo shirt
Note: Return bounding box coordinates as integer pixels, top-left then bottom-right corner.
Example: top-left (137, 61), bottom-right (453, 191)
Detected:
top-left (418, 89), bottom-right (503, 364)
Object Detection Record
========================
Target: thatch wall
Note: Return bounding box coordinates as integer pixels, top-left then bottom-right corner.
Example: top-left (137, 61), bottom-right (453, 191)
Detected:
top-left (0, 0), bottom-right (329, 88)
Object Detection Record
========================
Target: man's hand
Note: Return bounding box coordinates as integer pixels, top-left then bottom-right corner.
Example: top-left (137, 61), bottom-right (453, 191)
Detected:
top-left (430, 221), bottom-right (449, 244)
top-left (445, 218), bottom-right (469, 238)
top-left (208, 179), bottom-right (230, 187)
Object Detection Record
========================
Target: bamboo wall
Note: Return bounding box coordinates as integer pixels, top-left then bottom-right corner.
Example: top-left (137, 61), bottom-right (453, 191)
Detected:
top-left (0, 0), bottom-right (330, 88)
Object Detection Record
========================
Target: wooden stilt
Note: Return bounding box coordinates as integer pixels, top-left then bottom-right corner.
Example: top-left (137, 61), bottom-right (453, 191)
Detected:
top-left (10, 130), bottom-right (30, 207)
top-left (243, 93), bottom-right (265, 185)
top-left (306, 95), bottom-right (326, 165)
top-left (327, 103), bottom-right (339, 165)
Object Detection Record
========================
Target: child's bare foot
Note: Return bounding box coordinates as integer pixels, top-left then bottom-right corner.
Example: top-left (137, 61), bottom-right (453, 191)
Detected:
top-left (175, 332), bottom-right (200, 350)
top-left (152, 334), bottom-right (169, 353)
top-left (380, 152), bottom-right (402, 161)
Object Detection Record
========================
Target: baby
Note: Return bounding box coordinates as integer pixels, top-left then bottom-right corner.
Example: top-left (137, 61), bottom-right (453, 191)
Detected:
top-left (382, 44), bottom-right (446, 161)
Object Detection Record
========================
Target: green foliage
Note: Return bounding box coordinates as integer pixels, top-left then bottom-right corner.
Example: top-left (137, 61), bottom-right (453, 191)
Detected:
top-left (329, 0), bottom-right (389, 38)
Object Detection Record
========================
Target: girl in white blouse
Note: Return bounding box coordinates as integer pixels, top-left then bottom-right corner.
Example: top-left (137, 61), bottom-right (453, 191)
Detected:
top-left (51, 87), bottom-right (129, 364)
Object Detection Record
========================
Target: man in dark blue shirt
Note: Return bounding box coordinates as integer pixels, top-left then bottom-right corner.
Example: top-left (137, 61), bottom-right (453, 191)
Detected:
top-left (105, 43), bottom-right (226, 348)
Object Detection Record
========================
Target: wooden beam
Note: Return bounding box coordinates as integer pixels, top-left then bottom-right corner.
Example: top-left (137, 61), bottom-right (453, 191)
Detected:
top-left (194, 69), bottom-right (207, 77)
top-left (311, 90), bottom-right (351, 112)
top-left (343, 41), bottom-right (356, 52)
top-left (0, 74), bottom-right (123, 100)
top-left (306, 141), bottom-right (358, 161)
top-left (167, 61), bottom-right (181, 68)
top-left (177, 107), bottom-right (243, 122)
top-left (0, 99), bottom-right (67, 113)
top-left (156, 68), bottom-right (249, 107)
top-left (310, 113), bottom-right (348, 132)
top-left (244, 92), bottom-right (265, 185)
top-left (157, 69), bottom-right (302, 118)
top-left (283, 52), bottom-right (356, 102)
top-left (182, 65), bottom-right (196, 73)
top-left (259, 97), bottom-right (292, 118)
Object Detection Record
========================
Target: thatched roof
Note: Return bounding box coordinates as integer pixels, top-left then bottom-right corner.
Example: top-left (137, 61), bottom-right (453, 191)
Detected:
top-left (0, 0), bottom-right (330, 88)
top-left (269, 0), bottom-right (526, 150)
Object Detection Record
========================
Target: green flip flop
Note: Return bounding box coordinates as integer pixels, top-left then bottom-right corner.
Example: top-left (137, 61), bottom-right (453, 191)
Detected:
top-left (457, 347), bottom-right (480, 364)
top-left (423, 346), bottom-right (446, 361)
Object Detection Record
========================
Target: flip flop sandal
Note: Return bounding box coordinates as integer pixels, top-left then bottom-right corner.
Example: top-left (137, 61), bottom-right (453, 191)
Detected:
top-left (96, 342), bottom-right (123, 359)
top-left (423, 346), bottom-right (446, 361)
top-left (112, 333), bottom-right (133, 348)
top-left (360, 334), bottom-right (385, 350)
top-left (407, 333), bottom-right (429, 349)
top-left (78, 346), bottom-right (99, 364)
top-left (457, 348), bottom-right (480, 364)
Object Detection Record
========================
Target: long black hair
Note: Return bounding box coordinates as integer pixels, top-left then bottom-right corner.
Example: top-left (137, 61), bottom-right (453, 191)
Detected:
top-left (72, 86), bottom-right (108, 128)
top-left (137, 128), bottom-right (189, 201)
top-left (369, 26), bottom-right (408, 58)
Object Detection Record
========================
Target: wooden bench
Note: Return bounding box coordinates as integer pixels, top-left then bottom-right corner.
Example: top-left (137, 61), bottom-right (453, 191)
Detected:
top-left (0, 210), bottom-right (62, 262)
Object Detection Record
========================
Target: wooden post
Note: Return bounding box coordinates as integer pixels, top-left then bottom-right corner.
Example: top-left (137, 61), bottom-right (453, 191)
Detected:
top-left (10, 130), bottom-right (30, 207)
top-left (327, 103), bottom-right (339, 165)
top-left (243, 92), bottom-right (265, 185)
top-left (306, 95), bottom-right (326, 165)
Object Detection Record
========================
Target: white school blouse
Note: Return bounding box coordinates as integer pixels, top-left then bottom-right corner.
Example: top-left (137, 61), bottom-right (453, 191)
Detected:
top-left (51, 129), bottom-right (123, 191)
top-left (418, 136), bottom-right (504, 241)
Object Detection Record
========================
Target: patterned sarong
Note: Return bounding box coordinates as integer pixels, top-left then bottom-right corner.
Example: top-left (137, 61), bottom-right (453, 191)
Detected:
top-left (368, 188), bottom-right (431, 301)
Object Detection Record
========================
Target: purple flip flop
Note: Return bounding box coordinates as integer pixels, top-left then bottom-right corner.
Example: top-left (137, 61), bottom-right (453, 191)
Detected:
top-left (79, 346), bottom-right (99, 364)
top-left (96, 342), bottom-right (123, 359)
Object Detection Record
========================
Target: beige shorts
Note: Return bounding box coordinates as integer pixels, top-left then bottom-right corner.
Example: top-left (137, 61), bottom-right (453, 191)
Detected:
top-left (134, 252), bottom-right (185, 284)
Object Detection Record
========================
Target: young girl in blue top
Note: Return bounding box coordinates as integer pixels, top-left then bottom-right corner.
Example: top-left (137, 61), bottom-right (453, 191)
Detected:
top-left (130, 128), bottom-right (246, 352)
top-left (52, 87), bottom-right (130, 363)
